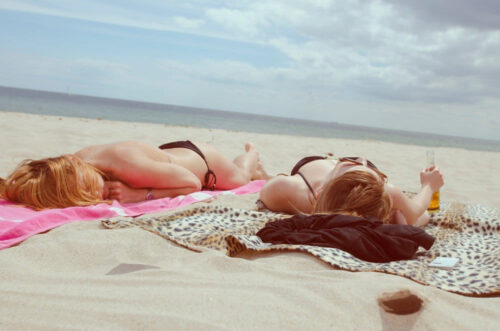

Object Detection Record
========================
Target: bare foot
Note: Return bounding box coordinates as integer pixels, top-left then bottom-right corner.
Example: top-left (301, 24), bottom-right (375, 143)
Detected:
top-left (244, 143), bottom-right (271, 180)
top-left (253, 160), bottom-right (272, 180)
top-left (245, 142), bottom-right (256, 153)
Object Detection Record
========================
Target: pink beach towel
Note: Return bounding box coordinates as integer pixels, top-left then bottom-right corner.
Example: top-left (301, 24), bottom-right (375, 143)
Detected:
top-left (0, 180), bottom-right (265, 250)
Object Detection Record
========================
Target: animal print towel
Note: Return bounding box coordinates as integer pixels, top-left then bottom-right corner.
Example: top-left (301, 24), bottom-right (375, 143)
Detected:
top-left (102, 203), bottom-right (499, 296)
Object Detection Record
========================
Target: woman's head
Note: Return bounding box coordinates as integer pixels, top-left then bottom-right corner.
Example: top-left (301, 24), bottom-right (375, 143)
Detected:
top-left (314, 170), bottom-right (392, 222)
top-left (0, 154), bottom-right (107, 210)
top-left (326, 157), bottom-right (387, 183)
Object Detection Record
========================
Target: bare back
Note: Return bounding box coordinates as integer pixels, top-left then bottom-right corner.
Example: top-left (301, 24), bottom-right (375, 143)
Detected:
top-left (259, 158), bottom-right (337, 214)
top-left (75, 141), bottom-right (207, 187)
top-left (295, 159), bottom-right (338, 194)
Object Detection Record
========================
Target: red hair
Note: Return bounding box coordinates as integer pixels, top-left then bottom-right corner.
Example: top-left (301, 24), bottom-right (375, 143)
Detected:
top-left (314, 170), bottom-right (392, 222)
top-left (0, 155), bottom-right (109, 210)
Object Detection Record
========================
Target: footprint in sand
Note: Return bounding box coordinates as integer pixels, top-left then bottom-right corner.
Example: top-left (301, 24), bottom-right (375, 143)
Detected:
top-left (377, 290), bottom-right (424, 315)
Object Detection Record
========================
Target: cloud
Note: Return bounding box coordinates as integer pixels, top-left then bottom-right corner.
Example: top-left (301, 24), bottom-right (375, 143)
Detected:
top-left (172, 16), bottom-right (204, 29)
top-left (384, 0), bottom-right (500, 30)
top-left (157, 58), bottom-right (301, 89)
top-left (70, 58), bottom-right (130, 82)
top-left (0, 1), bottom-right (210, 37)
top-left (0, 51), bottom-right (131, 94)
top-left (205, 8), bottom-right (266, 39)
top-left (1, 0), bottom-right (499, 139)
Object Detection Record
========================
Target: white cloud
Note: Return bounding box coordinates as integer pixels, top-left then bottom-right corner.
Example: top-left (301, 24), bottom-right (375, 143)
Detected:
top-left (70, 58), bottom-right (130, 81)
top-left (0, 51), bottom-right (132, 95)
top-left (151, 56), bottom-right (493, 135)
top-left (0, 1), bottom-right (211, 38)
top-left (205, 8), bottom-right (265, 38)
top-left (172, 16), bottom-right (204, 29)
top-left (1, 0), bottom-right (499, 139)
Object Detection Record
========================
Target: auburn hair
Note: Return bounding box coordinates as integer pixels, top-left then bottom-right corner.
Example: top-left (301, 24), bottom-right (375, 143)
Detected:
top-left (314, 170), bottom-right (392, 222)
top-left (0, 154), bottom-right (108, 210)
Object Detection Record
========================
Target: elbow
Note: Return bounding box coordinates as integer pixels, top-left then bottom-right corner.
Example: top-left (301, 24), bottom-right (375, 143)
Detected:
top-left (191, 179), bottom-right (202, 192)
top-left (405, 210), bottom-right (422, 226)
top-left (180, 178), bottom-right (202, 194)
top-left (259, 183), bottom-right (272, 206)
top-left (414, 212), bottom-right (431, 227)
top-left (259, 181), bottom-right (280, 212)
top-left (259, 178), bottom-right (298, 213)
top-left (392, 210), bottom-right (408, 225)
top-left (181, 183), bottom-right (201, 196)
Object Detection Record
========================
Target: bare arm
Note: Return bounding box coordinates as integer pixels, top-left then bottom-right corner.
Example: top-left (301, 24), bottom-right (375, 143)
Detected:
top-left (115, 159), bottom-right (202, 189)
top-left (103, 155), bottom-right (203, 203)
top-left (259, 176), bottom-right (314, 214)
top-left (387, 167), bottom-right (444, 226)
top-left (106, 181), bottom-right (200, 203)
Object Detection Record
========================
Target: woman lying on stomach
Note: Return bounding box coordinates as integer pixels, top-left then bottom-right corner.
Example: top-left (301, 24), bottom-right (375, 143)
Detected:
top-left (0, 140), bottom-right (269, 210)
top-left (259, 156), bottom-right (443, 226)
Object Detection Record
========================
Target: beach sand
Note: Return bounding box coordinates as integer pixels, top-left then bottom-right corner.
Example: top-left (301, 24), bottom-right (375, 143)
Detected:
top-left (0, 110), bottom-right (498, 330)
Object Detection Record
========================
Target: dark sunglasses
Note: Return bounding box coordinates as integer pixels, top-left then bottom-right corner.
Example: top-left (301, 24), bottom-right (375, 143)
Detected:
top-left (338, 157), bottom-right (387, 180)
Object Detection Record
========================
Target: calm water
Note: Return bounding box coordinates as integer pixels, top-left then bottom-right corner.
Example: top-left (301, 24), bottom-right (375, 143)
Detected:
top-left (1, 86), bottom-right (499, 152)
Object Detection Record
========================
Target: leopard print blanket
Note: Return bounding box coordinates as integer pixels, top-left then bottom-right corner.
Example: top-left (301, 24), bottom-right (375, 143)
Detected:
top-left (102, 202), bottom-right (499, 296)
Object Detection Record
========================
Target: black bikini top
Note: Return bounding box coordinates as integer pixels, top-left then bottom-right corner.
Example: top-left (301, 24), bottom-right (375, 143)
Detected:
top-left (290, 156), bottom-right (327, 199)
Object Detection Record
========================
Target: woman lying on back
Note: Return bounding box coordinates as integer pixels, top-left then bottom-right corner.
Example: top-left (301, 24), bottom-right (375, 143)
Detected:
top-left (0, 140), bottom-right (269, 210)
top-left (259, 156), bottom-right (444, 226)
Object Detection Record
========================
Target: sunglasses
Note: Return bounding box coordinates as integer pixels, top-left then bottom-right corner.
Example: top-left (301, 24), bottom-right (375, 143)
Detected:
top-left (338, 157), bottom-right (387, 180)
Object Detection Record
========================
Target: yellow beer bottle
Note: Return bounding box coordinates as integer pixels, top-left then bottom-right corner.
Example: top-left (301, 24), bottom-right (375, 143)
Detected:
top-left (426, 150), bottom-right (440, 211)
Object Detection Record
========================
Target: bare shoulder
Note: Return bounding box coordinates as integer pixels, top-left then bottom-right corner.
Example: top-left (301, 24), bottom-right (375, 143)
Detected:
top-left (385, 183), bottom-right (408, 209)
top-left (260, 175), bottom-right (313, 214)
top-left (75, 141), bottom-right (137, 172)
top-left (76, 141), bottom-right (147, 159)
top-left (74, 145), bottom-right (100, 160)
top-left (263, 175), bottom-right (304, 192)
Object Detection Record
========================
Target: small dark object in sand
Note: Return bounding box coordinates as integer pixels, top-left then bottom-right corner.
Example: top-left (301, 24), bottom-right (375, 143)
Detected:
top-left (377, 290), bottom-right (424, 315)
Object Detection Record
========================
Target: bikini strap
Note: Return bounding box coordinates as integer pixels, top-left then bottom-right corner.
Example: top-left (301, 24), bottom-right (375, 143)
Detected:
top-left (296, 171), bottom-right (317, 200)
top-left (291, 156), bottom-right (327, 175)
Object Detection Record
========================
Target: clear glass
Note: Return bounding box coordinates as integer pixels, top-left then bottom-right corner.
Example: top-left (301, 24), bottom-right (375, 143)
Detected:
top-left (426, 150), bottom-right (435, 167)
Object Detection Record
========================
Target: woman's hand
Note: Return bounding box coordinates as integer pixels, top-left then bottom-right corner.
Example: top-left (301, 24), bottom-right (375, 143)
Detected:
top-left (420, 167), bottom-right (444, 193)
top-left (105, 181), bottom-right (146, 204)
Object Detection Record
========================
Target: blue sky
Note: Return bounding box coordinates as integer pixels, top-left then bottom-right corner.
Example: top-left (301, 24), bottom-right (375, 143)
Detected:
top-left (1, 0), bottom-right (499, 140)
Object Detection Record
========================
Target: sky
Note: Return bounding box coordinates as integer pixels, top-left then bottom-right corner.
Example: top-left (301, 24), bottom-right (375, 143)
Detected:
top-left (0, 0), bottom-right (499, 141)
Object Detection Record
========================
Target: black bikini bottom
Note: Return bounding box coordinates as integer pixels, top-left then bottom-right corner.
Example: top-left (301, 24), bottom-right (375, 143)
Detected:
top-left (158, 140), bottom-right (216, 190)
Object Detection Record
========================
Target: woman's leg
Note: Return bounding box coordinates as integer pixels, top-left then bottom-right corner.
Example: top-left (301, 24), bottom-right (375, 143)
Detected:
top-left (200, 142), bottom-right (269, 189)
top-left (233, 143), bottom-right (259, 178)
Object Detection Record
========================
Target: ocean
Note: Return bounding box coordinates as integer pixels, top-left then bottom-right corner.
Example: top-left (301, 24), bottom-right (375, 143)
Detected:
top-left (1, 86), bottom-right (498, 152)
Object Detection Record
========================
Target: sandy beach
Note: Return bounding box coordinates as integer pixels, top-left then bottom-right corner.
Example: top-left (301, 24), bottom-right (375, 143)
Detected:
top-left (0, 110), bottom-right (499, 330)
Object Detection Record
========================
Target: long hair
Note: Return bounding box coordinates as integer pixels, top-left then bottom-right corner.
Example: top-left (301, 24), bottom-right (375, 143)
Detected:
top-left (0, 154), bottom-right (108, 210)
top-left (314, 170), bottom-right (392, 222)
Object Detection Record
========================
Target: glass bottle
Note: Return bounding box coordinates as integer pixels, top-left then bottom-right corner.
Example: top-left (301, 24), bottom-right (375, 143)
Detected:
top-left (426, 150), bottom-right (440, 211)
